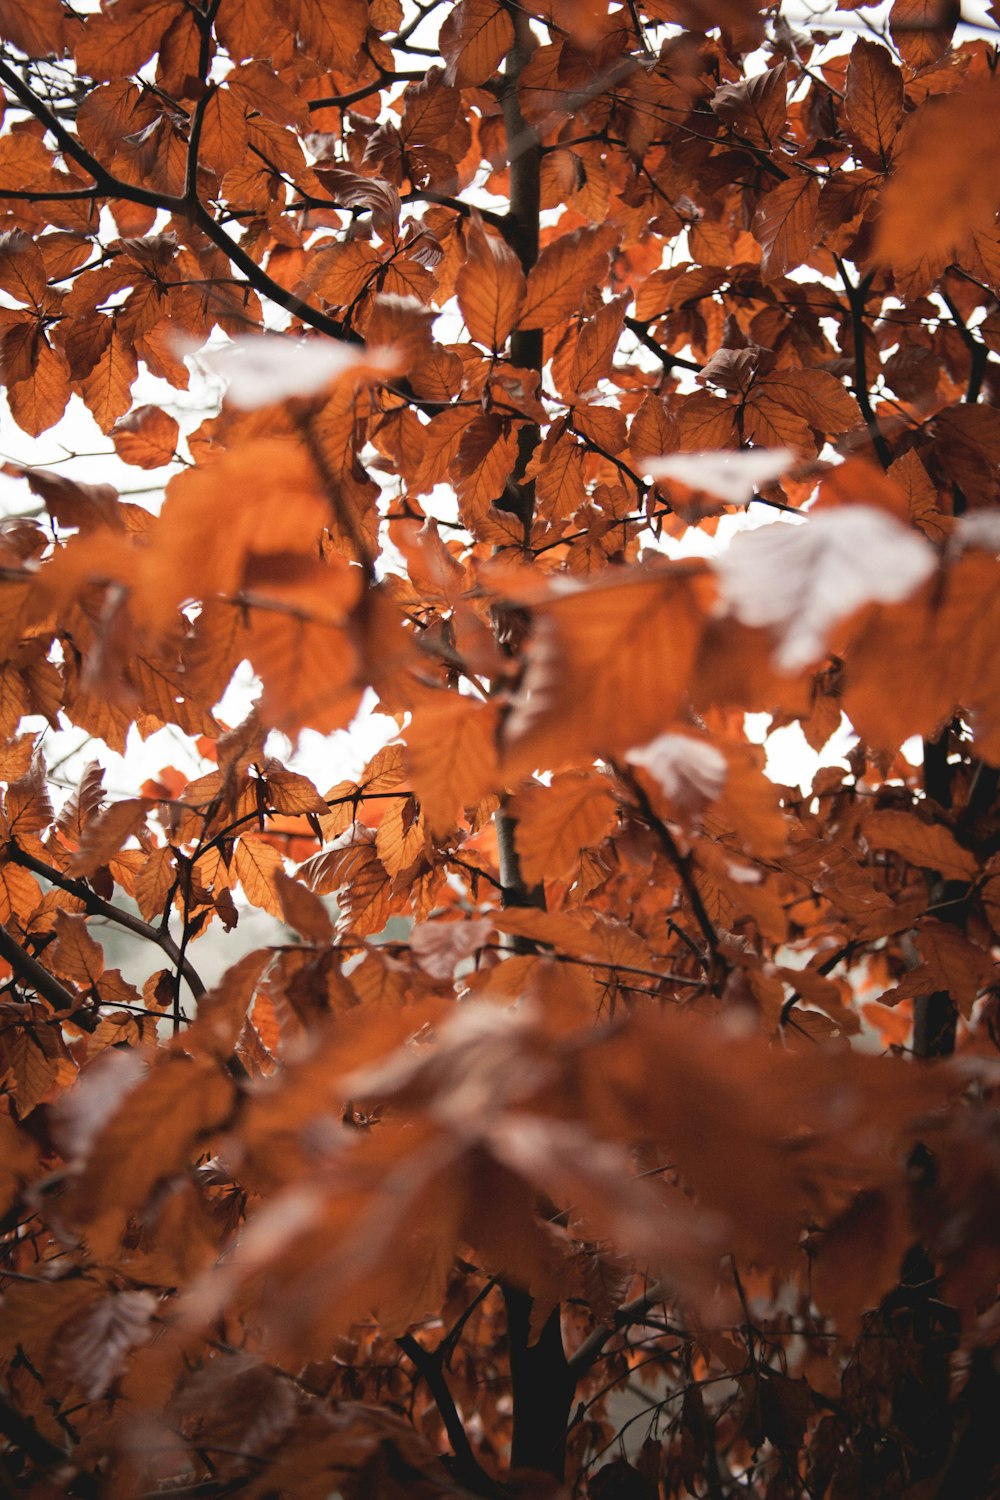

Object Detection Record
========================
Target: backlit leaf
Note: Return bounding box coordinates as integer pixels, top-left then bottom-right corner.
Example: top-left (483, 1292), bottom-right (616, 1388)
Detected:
top-left (518, 226), bottom-right (619, 331)
top-left (111, 405), bottom-right (179, 468)
top-left (440, 0), bottom-right (514, 87)
top-left (234, 836), bottom-right (286, 920)
top-left (864, 810), bottom-right (976, 882)
top-left (456, 219), bottom-right (525, 351)
top-left (845, 39), bottom-right (904, 165)
top-left (512, 770), bottom-right (618, 886)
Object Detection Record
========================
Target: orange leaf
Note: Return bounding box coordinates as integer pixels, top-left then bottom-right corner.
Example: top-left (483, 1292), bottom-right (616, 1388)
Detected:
top-left (566, 293), bottom-right (628, 399)
top-left (864, 810), bottom-right (976, 882)
top-left (501, 570), bottom-right (705, 774)
top-left (75, 0), bottom-right (177, 81)
top-left (182, 949), bottom-right (272, 1059)
top-left (0, 862), bottom-right (41, 927)
top-left (79, 328), bottom-right (138, 433)
top-left (753, 175), bottom-right (820, 282)
top-left (511, 771), bottom-right (617, 886)
top-left (111, 405), bottom-right (179, 469)
top-left (518, 225), bottom-right (619, 331)
top-left (889, 0), bottom-right (956, 69)
top-left (845, 39), bottom-right (904, 167)
top-left (5, 329), bottom-right (71, 436)
top-left (67, 799), bottom-right (149, 877)
top-left (456, 219), bottom-right (526, 352)
top-left (0, 229), bottom-right (47, 308)
top-left (234, 836), bottom-right (286, 920)
top-left (875, 86), bottom-right (1000, 281)
top-left (0, 0), bottom-right (66, 56)
top-left (440, 0), bottom-right (514, 87)
top-left (49, 911), bottom-right (105, 988)
top-left (405, 693), bottom-right (500, 838)
top-left (290, 0), bottom-right (369, 70)
top-left (273, 870), bottom-right (333, 944)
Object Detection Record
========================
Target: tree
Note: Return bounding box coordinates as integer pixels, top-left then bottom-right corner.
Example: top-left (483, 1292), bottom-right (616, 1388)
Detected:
top-left (0, 0), bottom-right (999, 1494)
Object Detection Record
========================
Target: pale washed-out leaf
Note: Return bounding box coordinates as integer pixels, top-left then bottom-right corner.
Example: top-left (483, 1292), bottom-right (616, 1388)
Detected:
top-left (642, 448), bottom-right (794, 505)
top-left (626, 733), bottom-right (727, 819)
top-left (953, 512), bottom-right (1000, 554)
top-left (198, 335), bottom-right (400, 409)
top-left (715, 505), bottom-right (936, 671)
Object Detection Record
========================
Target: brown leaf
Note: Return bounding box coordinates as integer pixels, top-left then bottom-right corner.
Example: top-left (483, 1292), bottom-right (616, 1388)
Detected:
top-left (234, 836), bottom-right (286, 920)
top-left (182, 949), bottom-right (272, 1059)
top-left (889, 0), bottom-right (957, 69)
top-left (753, 175), bottom-right (820, 282)
top-left (845, 39), bottom-right (904, 166)
top-left (273, 870), bottom-right (334, 944)
top-left (405, 692), bottom-right (500, 838)
top-left (512, 771), bottom-right (618, 887)
top-left (4, 327), bottom-right (71, 436)
top-left (0, 0), bottom-right (66, 56)
top-left (67, 799), bottom-right (149, 877)
top-left (111, 405), bottom-right (179, 469)
top-left (0, 230), bottom-right (48, 308)
top-left (456, 218), bottom-right (525, 351)
top-left (875, 86), bottom-right (1000, 280)
top-left (864, 810), bottom-right (976, 882)
top-left (440, 0), bottom-right (514, 87)
top-left (518, 225), bottom-right (619, 331)
top-left (501, 570), bottom-right (706, 774)
top-left (48, 911), bottom-right (105, 989)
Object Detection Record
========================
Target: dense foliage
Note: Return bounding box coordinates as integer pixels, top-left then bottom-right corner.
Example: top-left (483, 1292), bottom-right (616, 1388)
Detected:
top-left (1, 0), bottom-right (1000, 1495)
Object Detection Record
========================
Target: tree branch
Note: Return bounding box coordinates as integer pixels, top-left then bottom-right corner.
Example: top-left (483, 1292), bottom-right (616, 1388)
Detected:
top-left (614, 764), bottom-right (724, 983)
top-left (8, 844), bottom-right (205, 1002)
top-left (568, 1280), bottom-right (669, 1379)
top-left (0, 922), bottom-right (95, 1027)
top-left (396, 1334), bottom-right (507, 1499)
top-left (835, 257), bottom-right (893, 470)
top-left (624, 317), bottom-right (703, 374)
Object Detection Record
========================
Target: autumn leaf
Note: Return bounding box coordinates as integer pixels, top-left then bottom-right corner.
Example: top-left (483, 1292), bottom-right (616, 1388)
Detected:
top-left (66, 799), bottom-right (149, 877)
top-left (845, 39), bottom-right (904, 168)
top-left (456, 217), bottom-right (526, 351)
top-left (864, 810), bottom-right (976, 882)
top-left (502, 570), bottom-right (706, 774)
top-left (405, 692), bottom-right (499, 838)
top-left (511, 770), bottom-right (618, 887)
top-left (111, 405), bottom-right (179, 468)
top-left (875, 85), bottom-right (1000, 280)
top-left (234, 836), bottom-right (286, 920)
top-left (48, 911), bottom-right (104, 988)
top-left (440, 0), bottom-right (514, 87)
top-left (518, 225), bottom-right (620, 330)
top-left (0, 0), bottom-right (66, 56)
top-left (754, 175), bottom-right (820, 282)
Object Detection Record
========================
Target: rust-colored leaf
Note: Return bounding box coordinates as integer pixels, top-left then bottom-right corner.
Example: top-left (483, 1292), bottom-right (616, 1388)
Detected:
top-left (518, 225), bottom-right (619, 331)
top-left (456, 219), bottom-right (525, 351)
top-left (111, 405), bottom-right (179, 468)
top-left (440, 0), bottom-right (514, 87)
top-left (512, 770), bottom-right (617, 887)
